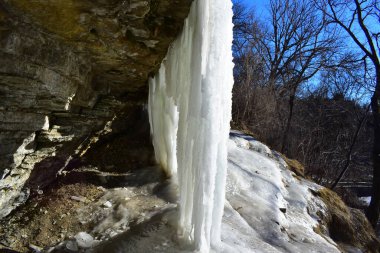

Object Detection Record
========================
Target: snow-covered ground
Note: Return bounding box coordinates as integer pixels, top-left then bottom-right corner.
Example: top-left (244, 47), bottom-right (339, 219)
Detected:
top-left (220, 131), bottom-right (340, 253)
top-left (64, 131), bottom-right (341, 253)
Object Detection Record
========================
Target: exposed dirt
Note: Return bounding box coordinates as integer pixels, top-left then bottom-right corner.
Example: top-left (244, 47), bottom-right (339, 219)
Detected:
top-left (0, 182), bottom-right (103, 252)
top-left (0, 164), bottom-right (171, 253)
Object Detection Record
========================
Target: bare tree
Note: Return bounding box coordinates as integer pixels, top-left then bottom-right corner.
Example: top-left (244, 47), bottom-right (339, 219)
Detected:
top-left (331, 104), bottom-right (371, 189)
top-left (232, 1), bottom-right (375, 200)
top-left (232, 2), bottom-right (267, 126)
top-left (317, 0), bottom-right (380, 227)
top-left (257, 0), bottom-right (339, 153)
top-left (319, 52), bottom-right (369, 100)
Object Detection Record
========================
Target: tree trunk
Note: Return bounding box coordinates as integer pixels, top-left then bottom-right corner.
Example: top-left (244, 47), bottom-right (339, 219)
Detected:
top-left (330, 104), bottom-right (370, 189)
top-left (281, 89), bottom-right (296, 153)
top-left (366, 71), bottom-right (380, 228)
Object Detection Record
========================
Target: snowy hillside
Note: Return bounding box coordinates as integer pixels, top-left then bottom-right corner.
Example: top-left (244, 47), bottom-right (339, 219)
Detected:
top-left (221, 131), bottom-right (340, 252)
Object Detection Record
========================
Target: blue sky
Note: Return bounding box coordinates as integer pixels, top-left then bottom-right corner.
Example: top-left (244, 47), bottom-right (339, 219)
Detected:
top-left (238, 0), bottom-right (379, 51)
top-left (234, 0), bottom-right (376, 103)
top-left (239, 0), bottom-right (269, 17)
top-left (240, 0), bottom-right (266, 7)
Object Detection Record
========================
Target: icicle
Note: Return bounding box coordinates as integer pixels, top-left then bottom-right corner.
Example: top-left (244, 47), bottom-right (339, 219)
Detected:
top-left (148, 0), bottom-right (234, 251)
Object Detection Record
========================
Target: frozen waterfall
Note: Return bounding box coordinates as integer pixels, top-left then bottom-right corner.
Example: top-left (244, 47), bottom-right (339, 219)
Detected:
top-left (148, 0), bottom-right (234, 251)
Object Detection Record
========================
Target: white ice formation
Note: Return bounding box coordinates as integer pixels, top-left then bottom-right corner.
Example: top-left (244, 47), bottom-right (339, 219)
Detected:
top-left (148, 0), bottom-right (234, 251)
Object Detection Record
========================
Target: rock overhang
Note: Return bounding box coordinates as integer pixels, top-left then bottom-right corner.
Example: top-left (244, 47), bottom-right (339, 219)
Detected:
top-left (0, 0), bottom-right (193, 98)
top-left (0, 0), bottom-right (193, 218)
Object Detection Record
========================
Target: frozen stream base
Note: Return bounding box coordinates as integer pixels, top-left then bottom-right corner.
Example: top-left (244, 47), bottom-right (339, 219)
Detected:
top-left (87, 131), bottom-right (342, 253)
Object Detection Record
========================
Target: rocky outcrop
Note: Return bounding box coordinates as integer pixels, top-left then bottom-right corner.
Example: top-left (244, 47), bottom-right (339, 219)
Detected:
top-left (0, 0), bottom-right (192, 218)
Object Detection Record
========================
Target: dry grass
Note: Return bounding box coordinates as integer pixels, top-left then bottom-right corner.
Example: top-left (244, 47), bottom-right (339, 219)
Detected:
top-left (282, 156), bottom-right (305, 177)
top-left (312, 188), bottom-right (380, 253)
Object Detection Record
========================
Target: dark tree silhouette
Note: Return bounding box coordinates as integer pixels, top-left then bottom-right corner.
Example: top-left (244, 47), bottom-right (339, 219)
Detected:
top-left (317, 0), bottom-right (380, 227)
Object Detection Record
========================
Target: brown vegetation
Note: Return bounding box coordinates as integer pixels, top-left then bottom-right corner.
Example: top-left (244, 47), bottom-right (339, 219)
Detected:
top-left (282, 156), bottom-right (305, 177)
top-left (312, 188), bottom-right (380, 252)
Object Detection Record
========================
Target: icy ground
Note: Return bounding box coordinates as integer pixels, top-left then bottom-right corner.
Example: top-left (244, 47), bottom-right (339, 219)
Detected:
top-left (66, 131), bottom-right (340, 253)
top-left (220, 131), bottom-right (339, 253)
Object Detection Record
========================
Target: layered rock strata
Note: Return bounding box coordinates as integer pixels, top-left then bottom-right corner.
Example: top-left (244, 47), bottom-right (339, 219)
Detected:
top-left (0, 0), bottom-right (192, 218)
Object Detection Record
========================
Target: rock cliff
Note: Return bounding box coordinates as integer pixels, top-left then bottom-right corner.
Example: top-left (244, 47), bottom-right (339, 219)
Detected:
top-left (0, 0), bottom-right (192, 218)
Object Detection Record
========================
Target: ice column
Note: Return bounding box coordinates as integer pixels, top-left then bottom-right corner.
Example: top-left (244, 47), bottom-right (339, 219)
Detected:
top-left (148, 0), bottom-right (234, 251)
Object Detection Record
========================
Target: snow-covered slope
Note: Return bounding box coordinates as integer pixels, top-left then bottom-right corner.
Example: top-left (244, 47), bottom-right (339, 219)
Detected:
top-left (221, 131), bottom-right (340, 252)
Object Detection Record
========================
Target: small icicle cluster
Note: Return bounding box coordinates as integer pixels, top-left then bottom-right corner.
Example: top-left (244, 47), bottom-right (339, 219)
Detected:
top-left (148, 0), bottom-right (234, 251)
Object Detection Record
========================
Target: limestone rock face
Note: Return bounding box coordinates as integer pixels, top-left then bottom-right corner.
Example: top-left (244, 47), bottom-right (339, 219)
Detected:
top-left (0, 0), bottom-right (192, 218)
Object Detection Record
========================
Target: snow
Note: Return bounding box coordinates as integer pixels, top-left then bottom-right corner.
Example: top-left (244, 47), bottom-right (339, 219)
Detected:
top-left (148, 0), bottom-right (234, 251)
top-left (221, 131), bottom-right (340, 253)
top-left (359, 196), bottom-right (371, 206)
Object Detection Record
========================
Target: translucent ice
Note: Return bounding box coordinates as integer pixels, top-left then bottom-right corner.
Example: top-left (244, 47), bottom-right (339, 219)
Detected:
top-left (148, 0), bottom-right (234, 251)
